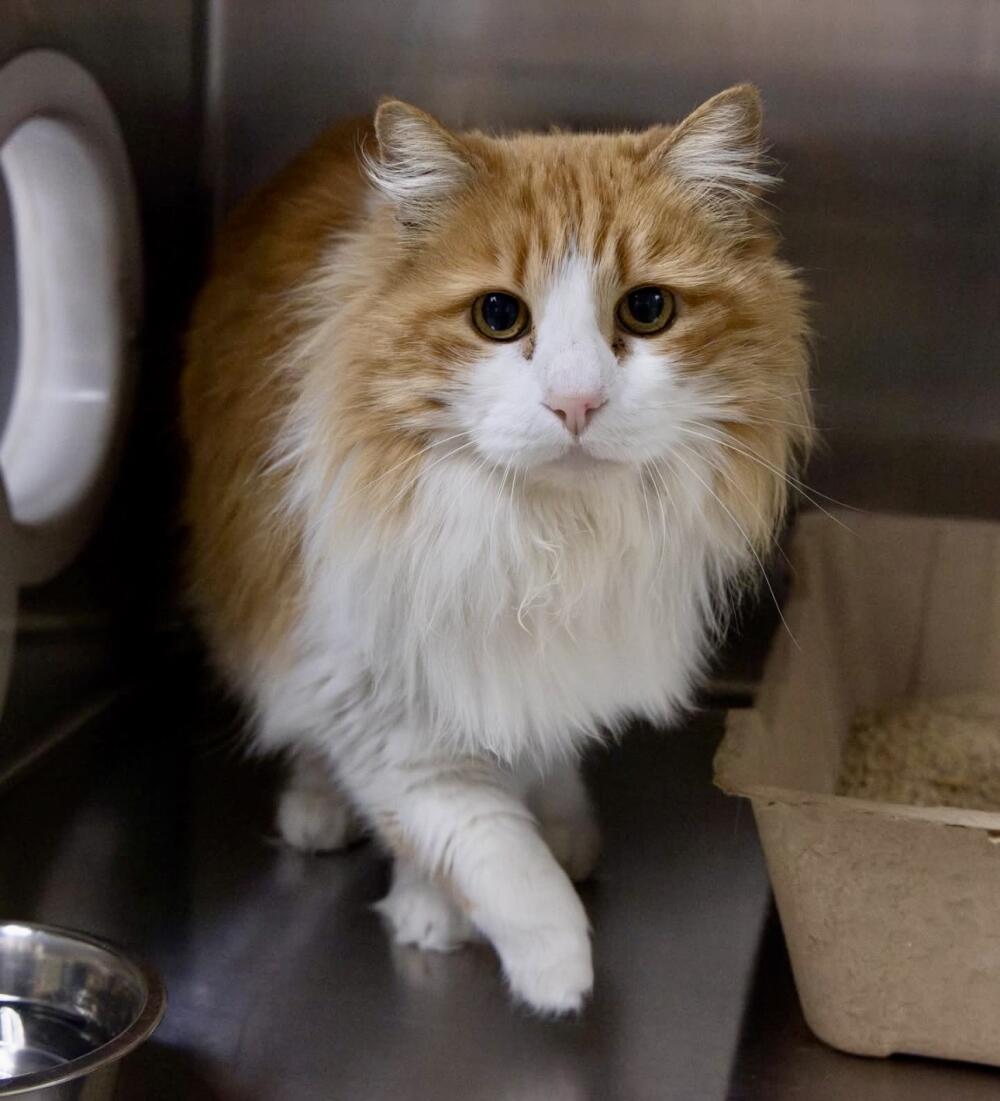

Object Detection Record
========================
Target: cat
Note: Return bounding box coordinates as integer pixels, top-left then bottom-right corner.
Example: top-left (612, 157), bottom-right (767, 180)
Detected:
top-left (181, 84), bottom-right (811, 1014)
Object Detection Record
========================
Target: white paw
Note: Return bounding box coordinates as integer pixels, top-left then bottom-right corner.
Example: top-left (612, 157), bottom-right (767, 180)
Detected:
top-left (539, 814), bottom-right (602, 883)
top-left (500, 927), bottom-right (594, 1015)
top-left (374, 876), bottom-right (477, 952)
top-left (276, 786), bottom-right (359, 853)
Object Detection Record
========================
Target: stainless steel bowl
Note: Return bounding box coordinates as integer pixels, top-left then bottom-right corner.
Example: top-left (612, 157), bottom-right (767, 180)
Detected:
top-left (0, 922), bottom-right (164, 1099)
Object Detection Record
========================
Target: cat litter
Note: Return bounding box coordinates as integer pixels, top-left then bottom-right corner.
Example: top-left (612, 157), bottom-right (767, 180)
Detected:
top-left (837, 693), bottom-right (1000, 812)
top-left (715, 510), bottom-right (1000, 1066)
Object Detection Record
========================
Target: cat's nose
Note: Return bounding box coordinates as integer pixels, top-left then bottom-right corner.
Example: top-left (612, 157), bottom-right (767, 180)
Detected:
top-left (544, 391), bottom-right (606, 436)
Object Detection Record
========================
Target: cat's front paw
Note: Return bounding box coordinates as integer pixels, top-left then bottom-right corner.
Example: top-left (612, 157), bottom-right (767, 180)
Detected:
top-left (539, 813), bottom-right (602, 883)
top-left (375, 874), bottom-right (477, 952)
top-left (501, 927), bottom-right (594, 1015)
top-left (276, 785), bottom-right (360, 853)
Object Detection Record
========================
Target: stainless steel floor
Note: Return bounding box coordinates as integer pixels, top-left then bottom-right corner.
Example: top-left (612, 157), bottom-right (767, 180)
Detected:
top-left (2, 671), bottom-right (1000, 1100)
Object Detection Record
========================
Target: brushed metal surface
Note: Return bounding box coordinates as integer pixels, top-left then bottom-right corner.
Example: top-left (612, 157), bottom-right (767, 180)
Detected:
top-left (0, 2), bottom-right (205, 344)
top-left (208, 0), bottom-right (1000, 507)
top-left (0, 2), bottom-right (203, 248)
top-left (0, 680), bottom-right (777, 1101)
top-left (2, 676), bottom-right (999, 1098)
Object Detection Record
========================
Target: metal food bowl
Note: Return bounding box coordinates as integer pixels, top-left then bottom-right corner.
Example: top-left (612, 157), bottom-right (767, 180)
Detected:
top-left (0, 922), bottom-right (164, 1099)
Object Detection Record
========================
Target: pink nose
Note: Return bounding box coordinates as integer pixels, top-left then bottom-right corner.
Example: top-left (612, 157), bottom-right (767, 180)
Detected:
top-left (544, 391), bottom-right (606, 436)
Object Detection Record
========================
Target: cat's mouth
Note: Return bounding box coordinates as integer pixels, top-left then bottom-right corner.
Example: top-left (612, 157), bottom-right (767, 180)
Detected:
top-left (559, 447), bottom-right (610, 468)
top-left (534, 444), bottom-right (624, 480)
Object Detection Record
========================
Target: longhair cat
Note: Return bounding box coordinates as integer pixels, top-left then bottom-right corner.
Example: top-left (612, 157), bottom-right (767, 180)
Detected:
top-left (182, 84), bottom-right (811, 1013)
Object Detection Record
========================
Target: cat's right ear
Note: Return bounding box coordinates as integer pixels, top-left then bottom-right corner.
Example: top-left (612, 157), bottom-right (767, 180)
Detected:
top-left (367, 100), bottom-right (474, 234)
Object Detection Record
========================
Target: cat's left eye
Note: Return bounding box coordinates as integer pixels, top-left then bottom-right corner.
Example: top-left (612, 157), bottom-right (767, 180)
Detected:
top-left (472, 292), bottom-right (530, 341)
top-left (616, 286), bottom-right (676, 336)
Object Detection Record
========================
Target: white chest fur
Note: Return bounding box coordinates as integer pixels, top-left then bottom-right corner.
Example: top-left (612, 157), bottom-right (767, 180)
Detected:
top-left (287, 448), bottom-right (735, 765)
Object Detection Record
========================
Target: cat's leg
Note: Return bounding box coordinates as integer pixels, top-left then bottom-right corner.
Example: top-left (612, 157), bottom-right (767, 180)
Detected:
top-left (374, 856), bottom-right (478, 952)
top-left (276, 748), bottom-right (362, 853)
top-left (526, 757), bottom-right (602, 883)
top-left (339, 742), bottom-right (592, 1015)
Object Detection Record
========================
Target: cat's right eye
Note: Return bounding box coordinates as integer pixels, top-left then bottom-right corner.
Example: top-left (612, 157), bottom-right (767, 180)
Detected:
top-left (472, 292), bottom-right (530, 341)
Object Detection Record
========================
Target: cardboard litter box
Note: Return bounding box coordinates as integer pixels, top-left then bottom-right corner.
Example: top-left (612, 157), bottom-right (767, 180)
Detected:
top-left (714, 509), bottom-right (1000, 1065)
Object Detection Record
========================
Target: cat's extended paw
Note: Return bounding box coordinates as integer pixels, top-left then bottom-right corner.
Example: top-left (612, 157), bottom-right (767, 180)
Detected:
top-left (500, 927), bottom-right (594, 1015)
top-left (539, 813), bottom-right (602, 883)
top-left (374, 875), bottom-right (477, 952)
top-left (276, 785), bottom-right (360, 853)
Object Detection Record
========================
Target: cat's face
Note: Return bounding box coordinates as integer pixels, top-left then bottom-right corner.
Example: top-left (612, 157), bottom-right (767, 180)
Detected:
top-left (348, 87), bottom-right (810, 542)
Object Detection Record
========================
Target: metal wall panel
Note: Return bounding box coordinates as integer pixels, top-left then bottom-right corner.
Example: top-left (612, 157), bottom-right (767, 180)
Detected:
top-left (0, 3), bottom-right (206, 776)
top-left (0, 2), bottom-right (206, 321)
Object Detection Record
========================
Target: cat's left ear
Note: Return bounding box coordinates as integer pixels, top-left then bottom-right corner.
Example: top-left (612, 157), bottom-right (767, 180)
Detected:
top-left (651, 84), bottom-right (775, 223)
top-left (367, 100), bottom-right (474, 233)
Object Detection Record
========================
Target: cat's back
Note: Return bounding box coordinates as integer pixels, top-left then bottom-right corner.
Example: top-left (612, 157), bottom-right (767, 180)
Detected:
top-left (181, 117), bottom-right (371, 673)
top-left (184, 116), bottom-right (371, 413)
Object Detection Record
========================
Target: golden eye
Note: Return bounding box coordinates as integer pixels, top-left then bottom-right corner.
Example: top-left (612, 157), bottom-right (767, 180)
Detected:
top-left (616, 286), bottom-right (676, 336)
top-left (472, 292), bottom-right (530, 341)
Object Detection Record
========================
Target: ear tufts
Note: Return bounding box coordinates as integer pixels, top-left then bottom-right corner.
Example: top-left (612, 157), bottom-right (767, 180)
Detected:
top-left (364, 99), bottom-right (473, 232)
top-left (655, 84), bottom-right (776, 222)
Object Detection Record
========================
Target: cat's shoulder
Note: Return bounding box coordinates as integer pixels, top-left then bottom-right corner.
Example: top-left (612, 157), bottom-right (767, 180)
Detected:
top-left (210, 116), bottom-right (374, 284)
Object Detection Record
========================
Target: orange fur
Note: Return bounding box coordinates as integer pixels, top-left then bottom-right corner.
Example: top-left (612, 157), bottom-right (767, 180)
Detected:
top-left (182, 120), bottom-right (371, 671)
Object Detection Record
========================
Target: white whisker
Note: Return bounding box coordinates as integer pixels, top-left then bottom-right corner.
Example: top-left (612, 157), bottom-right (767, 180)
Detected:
top-left (671, 446), bottom-right (800, 650)
top-left (367, 439), bottom-right (477, 528)
top-left (642, 461), bottom-right (670, 584)
top-left (673, 424), bottom-right (857, 529)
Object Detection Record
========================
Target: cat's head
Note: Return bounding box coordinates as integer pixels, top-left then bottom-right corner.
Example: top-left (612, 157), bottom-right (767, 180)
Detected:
top-left (340, 86), bottom-right (810, 546)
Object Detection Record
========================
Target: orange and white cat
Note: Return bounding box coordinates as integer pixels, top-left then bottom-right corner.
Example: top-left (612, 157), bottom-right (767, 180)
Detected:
top-left (182, 85), bottom-right (811, 1014)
